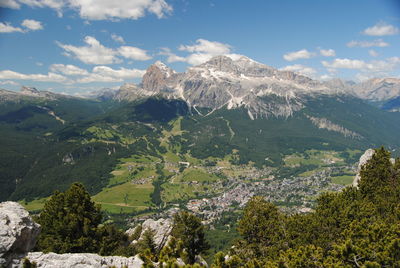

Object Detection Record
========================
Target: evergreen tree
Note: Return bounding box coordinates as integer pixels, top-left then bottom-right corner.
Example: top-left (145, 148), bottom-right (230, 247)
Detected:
top-left (36, 183), bottom-right (102, 253)
top-left (35, 182), bottom-right (131, 256)
top-left (213, 147), bottom-right (400, 267)
top-left (171, 211), bottom-right (209, 264)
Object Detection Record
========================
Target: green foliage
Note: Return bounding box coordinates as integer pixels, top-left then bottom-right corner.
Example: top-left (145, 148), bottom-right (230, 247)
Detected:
top-left (137, 229), bottom-right (157, 259)
top-left (171, 211), bottom-right (210, 264)
top-left (22, 258), bottom-right (37, 268)
top-left (35, 183), bottom-right (132, 256)
top-left (36, 183), bottom-right (102, 253)
top-left (214, 147), bottom-right (400, 267)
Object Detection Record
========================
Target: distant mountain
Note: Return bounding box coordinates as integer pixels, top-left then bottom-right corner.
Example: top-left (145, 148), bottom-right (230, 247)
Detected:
top-left (111, 56), bottom-right (400, 117)
top-left (112, 55), bottom-right (343, 118)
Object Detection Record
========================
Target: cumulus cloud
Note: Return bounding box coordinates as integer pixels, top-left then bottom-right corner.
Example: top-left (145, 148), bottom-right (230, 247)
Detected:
top-left (57, 36), bottom-right (152, 65)
top-left (76, 66), bottom-right (145, 83)
top-left (50, 64), bottom-right (89, 75)
top-left (57, 36), bottom-right (119, 65)
top-left (179, 39), bottom-right (231, 55)
top-left (1, 0), bottom-right (172, 20)
top-left (160, 39), bottom-right (233, 65)
top-left (280, 64), bottom-right (317, 77)
top-left (68, 0), bottom-right (172, 20)
top-left (111, 33), bottom-right (125, 44)
top-left (0, 80), bottom-right (20, 86)
top-left (322, 57), bottom-right (400, 77)
top-left (319, 48), bottom-right (335, 57)
top-left (283, 49), bottom-right (315, 61)
top-left (159, 47), bottom-right (186, 63)
top-left (0, 64), bottom-right (146, 85)
top-left (117, 46), bottom-right (152, 61)
top-left (0, 70), bottom-right (68, 82)
top-left (0, 22), bottom-right (24, 33)
top-left (21, 19), bottom-right (43, 30)
top-left (0, 0), bottom-right (21, 9)
top-left (347, 39), bottom-right (389, 48)
top-left (363, 22), bottom-right (399, 36)
top-left (0, 19), bottom-right (44, 33)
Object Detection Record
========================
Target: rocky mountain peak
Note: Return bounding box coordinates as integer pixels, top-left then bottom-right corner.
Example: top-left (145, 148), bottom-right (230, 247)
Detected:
top-left (141, 61), bottom-right (176, 92)
top-left (20, 86), bottom-right (40, 96)
top-left (197, 55), bottom-right (239, 74)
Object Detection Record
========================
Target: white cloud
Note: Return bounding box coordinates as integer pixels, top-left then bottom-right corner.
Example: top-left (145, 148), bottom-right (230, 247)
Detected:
top-left (50, 64), bottom-right (89, 75)
top-left (363, 22), bottom-right (399, 36)
top-left (319, 48), bottom-right (335, 57)
top-left (0, 0), bottom-right (20, 8)
top-left (283, 49), bottom-right (315, 61)
top-left (21, 19), bottom-right (43, 30)
top-left (322, 57), bottom-right (400, 75)
top-left (1, 19), bottom-right (44, 33)
top-left (1, 0), bottom-right (172, 20)
top-left (369, 49), bottom-right (378, 57)
top-left (280, 64), bottom-right (317, 77)
top-left (58, 36), bottom-right (151, 65)
top-left (76, 66), bottom-right (145, 83)
top-left (322, 58), bottom-right (366, 70)
top-left (57, 36), bottom-right (119, 65)
top-left (161, 39), bottom-right (233, 65)
top-left (179, 39), bottom-right (231, 55)
top-left (68, 0), bottom-right (172, 20)
top-left (159, 47), bottom-right (186, 63)
top-left (0, 22), bottom-right (24, 33)
top-left (0, 70), bottom-right (68, 82)
top-left (186, 53), bottom-right (215, 65)
top-left (347, 39), bottom-right (389, 48)
top-left (0, 80), bottom-right (20, 86)
top-left (117, 46), bottom-right (152, 61)
top-left (111, 33), bottom-right (125, 44)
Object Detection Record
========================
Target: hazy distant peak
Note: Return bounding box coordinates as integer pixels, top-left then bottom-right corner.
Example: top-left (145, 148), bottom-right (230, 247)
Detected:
top-left (20, 86), bottom-right (40, 96)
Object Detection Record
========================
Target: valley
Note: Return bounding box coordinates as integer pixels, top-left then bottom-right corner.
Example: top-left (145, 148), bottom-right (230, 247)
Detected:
top-left (2, 56), bottom-right (400, 228)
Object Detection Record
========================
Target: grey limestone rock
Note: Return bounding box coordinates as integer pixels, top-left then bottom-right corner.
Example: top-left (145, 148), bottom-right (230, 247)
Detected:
top-left (0, 202), bottom-right (41, 267)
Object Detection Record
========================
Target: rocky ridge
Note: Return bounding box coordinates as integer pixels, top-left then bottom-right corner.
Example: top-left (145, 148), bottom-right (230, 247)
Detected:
top-left (110, 55), bottom-right (400, 119)
top-left (113, 55), bottom-right (337, 118)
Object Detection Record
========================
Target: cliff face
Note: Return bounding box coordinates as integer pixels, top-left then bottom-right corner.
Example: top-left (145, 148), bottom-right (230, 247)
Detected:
top-left (0, 202), bottom-right (41, 267)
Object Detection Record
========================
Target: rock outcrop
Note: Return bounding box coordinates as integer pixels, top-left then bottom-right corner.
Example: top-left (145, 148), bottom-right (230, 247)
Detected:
top-left (352, 149), bottom-right (375, 187)
top-left (22, 252), bottom-right (144, 268)
top-left (127, 218), bottom-right (173, 249)
top-left (0, 202), bottom-right (41, 267)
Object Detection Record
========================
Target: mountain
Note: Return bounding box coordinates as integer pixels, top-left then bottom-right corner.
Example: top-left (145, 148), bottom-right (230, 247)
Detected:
top-left (351, 77), bottom-right (400, 102)
top-left (112, 56), bottom-right (400, 117)
top-left (113, 55), bottom-right (343, 118)
top-left (1, 55), bottom-right (400, 209)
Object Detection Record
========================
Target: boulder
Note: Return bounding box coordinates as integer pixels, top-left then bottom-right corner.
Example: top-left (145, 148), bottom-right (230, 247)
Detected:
top-left (127, 218), bottom-right (172, 249)
top-left (0, 202), bottom-right (41, 267)
top-left (352, 149), bottom-right (375, 187)
top-left (22, 252), bottom-right (144, 268)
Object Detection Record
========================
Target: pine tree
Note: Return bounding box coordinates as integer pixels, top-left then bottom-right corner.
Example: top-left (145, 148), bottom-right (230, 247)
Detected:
top-left (36, 183), bottom-right (102, 253)
top-left (171, 211), bottom-right (209, 264)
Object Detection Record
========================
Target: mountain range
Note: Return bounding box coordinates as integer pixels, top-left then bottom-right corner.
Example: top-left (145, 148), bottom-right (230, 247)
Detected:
top-left (1, 55), bottom-right (400, 204)
top-left (99, 55), bottom-right (400, 114)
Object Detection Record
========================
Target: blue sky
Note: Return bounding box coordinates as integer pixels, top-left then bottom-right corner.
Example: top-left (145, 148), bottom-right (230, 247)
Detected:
top-left (0, 0), bottom-right (399, 95)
